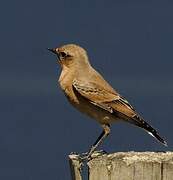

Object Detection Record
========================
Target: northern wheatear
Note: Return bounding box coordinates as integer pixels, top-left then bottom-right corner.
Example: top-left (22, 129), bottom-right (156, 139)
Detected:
top-left (48, 44), bottom-right (167, 159)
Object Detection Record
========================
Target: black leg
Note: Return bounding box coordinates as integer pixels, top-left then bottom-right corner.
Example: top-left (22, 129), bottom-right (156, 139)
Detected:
top-left (87, 124), bottom-right (110, 159)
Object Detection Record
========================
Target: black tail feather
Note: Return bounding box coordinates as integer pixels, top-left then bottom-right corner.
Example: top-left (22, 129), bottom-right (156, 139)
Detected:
top-left (128, 115), bottom-right (167, 146)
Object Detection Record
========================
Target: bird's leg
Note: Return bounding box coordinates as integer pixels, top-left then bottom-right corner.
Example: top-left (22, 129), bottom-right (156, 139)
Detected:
top-left (85, 124), bottom-right (110, 160)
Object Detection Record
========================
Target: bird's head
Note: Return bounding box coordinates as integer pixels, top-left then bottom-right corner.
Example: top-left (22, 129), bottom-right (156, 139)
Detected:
top-left (48, 44), bottom-right (90, 68)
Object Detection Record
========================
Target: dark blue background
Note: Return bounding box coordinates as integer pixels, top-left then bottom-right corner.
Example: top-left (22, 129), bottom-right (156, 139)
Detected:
top-left (0, 0), bottom-right (172, 179)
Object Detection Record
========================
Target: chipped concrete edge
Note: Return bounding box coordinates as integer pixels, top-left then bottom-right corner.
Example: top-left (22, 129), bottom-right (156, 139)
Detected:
top-left (69, 154), bottom-right (83, 180)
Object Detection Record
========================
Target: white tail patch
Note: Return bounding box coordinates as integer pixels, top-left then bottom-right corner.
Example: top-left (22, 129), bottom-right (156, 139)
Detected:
top-left (147, 131), bottom-right (155, 138)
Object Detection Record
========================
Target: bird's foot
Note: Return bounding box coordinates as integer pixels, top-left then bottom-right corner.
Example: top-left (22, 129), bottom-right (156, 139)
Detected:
top-left (70, 151), bottom-right (79, 155)
top-left (90, 150), bottom-right (107, 159)
top-left (79, 150), bottom-right (107, 162)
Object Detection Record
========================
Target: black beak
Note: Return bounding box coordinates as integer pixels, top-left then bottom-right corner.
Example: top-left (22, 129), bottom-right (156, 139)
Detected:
top-left (47, 48), bottom-right (57, 54)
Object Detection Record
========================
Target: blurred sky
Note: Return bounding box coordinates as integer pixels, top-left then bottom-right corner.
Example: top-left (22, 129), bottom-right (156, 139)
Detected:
top-left (0, 0), bottom-right (173, 179)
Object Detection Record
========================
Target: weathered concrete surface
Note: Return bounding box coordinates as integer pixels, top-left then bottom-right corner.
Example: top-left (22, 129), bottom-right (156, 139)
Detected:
top-left (69, 152), bottom-right (173, 180)
top-left (88, 152), bottom-right (173, 180)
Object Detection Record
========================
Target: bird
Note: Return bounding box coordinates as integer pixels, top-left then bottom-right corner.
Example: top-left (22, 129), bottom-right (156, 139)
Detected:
top-left (48, 44), bottom-right (167, 159)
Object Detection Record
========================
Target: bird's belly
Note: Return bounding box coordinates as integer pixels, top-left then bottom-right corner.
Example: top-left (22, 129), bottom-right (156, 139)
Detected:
top-left (60, 83), bottom-right (119, 124)
top-left (67, 94), bottom-right (119, 124)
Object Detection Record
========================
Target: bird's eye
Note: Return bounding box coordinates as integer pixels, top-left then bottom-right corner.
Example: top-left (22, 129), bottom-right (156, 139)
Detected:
top-left (59, 52), bottom-right (67, 58)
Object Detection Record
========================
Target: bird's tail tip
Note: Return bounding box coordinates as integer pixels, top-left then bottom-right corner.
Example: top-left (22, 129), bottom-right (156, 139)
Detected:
top-left (131, 115), bottom-right (168, 147)
top-left (147, 131), bottom-right (168, 147)
top-left (164, 141), bottom-right (168, 147)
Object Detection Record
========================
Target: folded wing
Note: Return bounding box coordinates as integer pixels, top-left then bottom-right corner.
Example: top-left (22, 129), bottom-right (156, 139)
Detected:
top-left (72, 79), bottom-right (136, 118)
